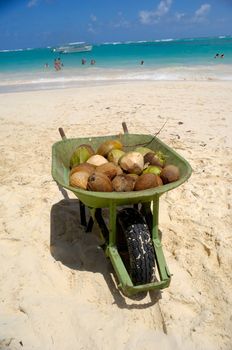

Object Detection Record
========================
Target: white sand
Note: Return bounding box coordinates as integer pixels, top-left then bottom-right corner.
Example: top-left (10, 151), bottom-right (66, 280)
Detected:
top-left (0, 81), bottom-right (232, 350)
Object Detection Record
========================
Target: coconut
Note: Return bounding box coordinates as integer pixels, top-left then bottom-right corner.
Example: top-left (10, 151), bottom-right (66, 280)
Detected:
top-left (119, 151), bottom-right (144, 175)
top-left (115, 165), bottom-right (123, 175)
top-left (97, 139), bottom-right (123, 157)
top-left (95, 162), bottom-right (119, 179)
top-left (87, 172), bottom-right (113, 192)
top-left (112, 174), bottom-right (136, 192)
top-left (70, 144), bottom-right (95, 168)
top-left (107, 149), bottom-right (125, 164)
top-left (144, 152), bottom-right (164, 168)
top-left (127, 173), bottom-right (139, 182)
top-left (135, 147), bottom-right (155, 156)
top-left (87, 155), bottom-right (108, 167)
top-left (69, 171), bottom-right (90, 190)
top-left (156, 151), bottom-right (166, 166)
top-left (160, 165), bottom-right (180, 184)
top-left (143, 165), bottom-right (162, 176)
top-left (70, 163), bottom-right (95, 176)
top-left (134, 173), bottom-right (163, 191)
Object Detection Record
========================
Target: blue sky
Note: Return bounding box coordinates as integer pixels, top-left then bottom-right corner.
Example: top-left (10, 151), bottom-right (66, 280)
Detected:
top-left (0, 0), bottom-right (231, 49)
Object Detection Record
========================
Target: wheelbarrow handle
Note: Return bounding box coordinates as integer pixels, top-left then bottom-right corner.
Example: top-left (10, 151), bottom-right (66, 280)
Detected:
top-left (122, 122), bottom-right (129, 134)
top-left (59, 124), bottom-right (128, 139)
top-left (58, 127), bottom-right (67, 140)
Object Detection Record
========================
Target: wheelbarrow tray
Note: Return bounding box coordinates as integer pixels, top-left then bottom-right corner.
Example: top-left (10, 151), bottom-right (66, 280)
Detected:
top-left (52, 133), bottom-right (192, 207)
top-left (52, 133), bottom-right (192, 296)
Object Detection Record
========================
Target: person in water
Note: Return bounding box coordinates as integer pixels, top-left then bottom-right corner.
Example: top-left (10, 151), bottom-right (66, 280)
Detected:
top-left (81, 58), bottom-right (86, 65)
top-left (90, 59), bottom-right (96, 65)
top-left (54, 59), bottom-right (60, 71)
top-left (54, 58), bottom-right (63, 71)
top-left (140, 60), bottom-right (144, 65)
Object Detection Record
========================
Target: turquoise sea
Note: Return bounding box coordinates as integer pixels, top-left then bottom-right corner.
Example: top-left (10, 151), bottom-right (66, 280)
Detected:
top-left (0, 36), bottom-right (232, 92)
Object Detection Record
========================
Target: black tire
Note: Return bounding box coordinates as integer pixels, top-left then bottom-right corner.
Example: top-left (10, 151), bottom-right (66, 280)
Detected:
top-left (116, 208), bottom-right (156, 285)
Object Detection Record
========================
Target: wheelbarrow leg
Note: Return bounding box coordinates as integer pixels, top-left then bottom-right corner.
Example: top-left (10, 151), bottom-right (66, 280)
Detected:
top-left (140, 202), bottom-right (153, 232)
top-left (152, 195), bottom-right (171, 281)
top-left (95, 208), bottom-right (109, 243)
top-left (86, 208), bottom-right (109, 244)
top-left (86, 217), bottom-right (94, 232)
top-left (79, 201), bottom-right (87, 226)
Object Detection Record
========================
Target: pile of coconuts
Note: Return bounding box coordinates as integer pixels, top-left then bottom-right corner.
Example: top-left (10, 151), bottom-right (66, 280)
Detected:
top-left (69, 139), bottom-right (180, 192)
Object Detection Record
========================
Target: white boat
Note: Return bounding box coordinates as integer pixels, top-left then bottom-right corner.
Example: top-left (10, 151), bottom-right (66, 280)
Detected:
top-left (53, 42), bottom-right (92, 54)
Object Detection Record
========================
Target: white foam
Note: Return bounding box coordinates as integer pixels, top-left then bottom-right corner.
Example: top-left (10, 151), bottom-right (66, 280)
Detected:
top-left (1, 64), bottom-right (232, 93)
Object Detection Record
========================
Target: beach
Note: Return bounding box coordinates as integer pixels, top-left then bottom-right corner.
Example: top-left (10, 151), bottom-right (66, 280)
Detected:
top-left (0, 81), bottom-right (232, 350)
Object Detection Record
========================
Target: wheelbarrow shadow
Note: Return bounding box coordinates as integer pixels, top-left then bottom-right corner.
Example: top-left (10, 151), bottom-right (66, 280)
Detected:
top-left (50, 189), bottom-right (163, 309)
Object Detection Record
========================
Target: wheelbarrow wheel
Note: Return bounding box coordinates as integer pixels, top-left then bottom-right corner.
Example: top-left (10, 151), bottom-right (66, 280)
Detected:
top-left (117, 208), bottom-right (156, 285)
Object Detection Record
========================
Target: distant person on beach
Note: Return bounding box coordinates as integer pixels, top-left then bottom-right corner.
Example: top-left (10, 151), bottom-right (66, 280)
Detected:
top-left (58, 57), bottom-right (64, 67)
top-left (54, 58), bottom-right (63, 71)
top-left (54, 59), bottom-right (60, 71)
top-left (90, 59), bottom-right (96, 65)
top-left (44, 63), bottom-right (49, 68)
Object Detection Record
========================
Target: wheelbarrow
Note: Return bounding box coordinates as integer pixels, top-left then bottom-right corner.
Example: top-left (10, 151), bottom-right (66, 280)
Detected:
top-left (51, 122), bottom-right (192, 296)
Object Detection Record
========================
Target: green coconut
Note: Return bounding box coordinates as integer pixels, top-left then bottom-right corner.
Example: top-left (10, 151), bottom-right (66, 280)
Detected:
top-left (70, 144), bottom-right (95, 168)
top-left (143, 165), bottom-right (162, 176)
top-left (107, 149), bottom-right (125, 164)
top-left (155, 151), bottom-right (166, 166)
top-left (134, 147), bottom-right (155, 156)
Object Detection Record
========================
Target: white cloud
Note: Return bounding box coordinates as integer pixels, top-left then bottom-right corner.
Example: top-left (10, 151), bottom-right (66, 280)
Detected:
top-left (175, 12), bottom-right (185, 21)
top-left (195, 4), bottom-right (211, 17)
top-left (90, 14), bottom-right (97, 22)
top-left (88, 24), bottom-right (96, 34)
top-left (156, 0), bottom-right (172, 16)
top-left (193, 3), bottom-right (211, 22)
top-left (139, 11), bottom-right (154, 25)
top-left (110, 12), bottom-right (131, 28)
top-left (139, 0), bottom-right (172, 24)
top-left (27, 0), bottom-right (38, 7)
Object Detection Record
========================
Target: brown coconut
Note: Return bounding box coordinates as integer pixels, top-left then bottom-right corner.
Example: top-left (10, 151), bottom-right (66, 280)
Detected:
top-left (160, 165), bottom-right (180, 184)
top-left (70, 163), bottom-right (95, 176)
top-left (87, 172), bottom-right (113, 192)
top-left (134, 173), bottom-right (163, 191)
top-left (70, 171), bottom-right (90, 190)
top-left (144, 152), bottom-right (164, 168)
top-left (112, 174), bottom-right (135, 192)
top-left (97, 140), bottom-right (123, 157)
top-left (95, 162), bottom-right (119, 180)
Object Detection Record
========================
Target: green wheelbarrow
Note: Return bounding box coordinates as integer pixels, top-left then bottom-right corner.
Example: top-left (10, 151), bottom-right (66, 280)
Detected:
top-left (51, 123), bottom-right (192, 296)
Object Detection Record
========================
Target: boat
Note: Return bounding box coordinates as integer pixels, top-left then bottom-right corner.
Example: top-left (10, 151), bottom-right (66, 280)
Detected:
top-left (53, 42), bottom-right (92, 54)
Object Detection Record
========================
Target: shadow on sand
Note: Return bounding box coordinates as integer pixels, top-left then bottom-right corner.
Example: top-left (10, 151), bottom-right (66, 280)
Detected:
top-left (50, 188), bottom-right (163, 309)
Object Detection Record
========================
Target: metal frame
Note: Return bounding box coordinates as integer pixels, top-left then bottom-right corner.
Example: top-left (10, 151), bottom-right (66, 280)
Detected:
top-left (52, 123), bottom-right (192, 296)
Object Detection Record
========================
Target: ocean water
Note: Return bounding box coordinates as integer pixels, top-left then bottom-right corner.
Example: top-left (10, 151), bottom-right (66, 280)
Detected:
top-left (0, 36), bottom-right (232, 92)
